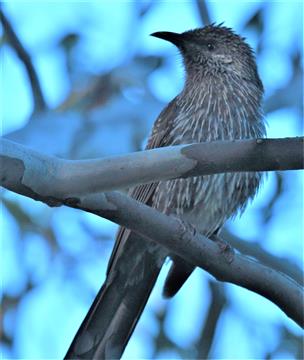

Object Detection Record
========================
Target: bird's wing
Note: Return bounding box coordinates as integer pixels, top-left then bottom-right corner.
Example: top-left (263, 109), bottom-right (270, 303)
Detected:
top-left (106, 98), bottom-right (178, 274)
top-left (65, 98), bottom-right (180, 359)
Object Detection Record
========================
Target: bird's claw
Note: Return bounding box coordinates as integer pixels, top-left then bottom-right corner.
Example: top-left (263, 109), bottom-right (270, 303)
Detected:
top-left (211, 235), bottom-right (235, 264)
top-left (174, 217), bottom-right (197, 238)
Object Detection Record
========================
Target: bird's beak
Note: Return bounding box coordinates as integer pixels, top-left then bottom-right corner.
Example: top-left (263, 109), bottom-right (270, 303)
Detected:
top-left (150, 31), bottom-right (184, 47)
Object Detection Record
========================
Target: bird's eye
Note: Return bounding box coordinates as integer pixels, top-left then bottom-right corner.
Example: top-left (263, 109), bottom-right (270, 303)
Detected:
top-left (207, 43), bottom-right (215, 51)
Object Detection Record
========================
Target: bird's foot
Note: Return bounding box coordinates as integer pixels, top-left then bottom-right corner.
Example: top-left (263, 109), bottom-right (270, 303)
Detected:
top-left (210, 234), bottom-right (235, 264)
top-left (174, 217), bottom-right (197, 238)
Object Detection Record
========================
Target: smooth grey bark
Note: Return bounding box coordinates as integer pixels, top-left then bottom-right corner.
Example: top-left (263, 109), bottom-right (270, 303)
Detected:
top-left (222, 229), bottom-right (304, 286)
top-left (1, 138), bottom-right (303, 327)
top-left (1, 137), bottom-right (303, 198)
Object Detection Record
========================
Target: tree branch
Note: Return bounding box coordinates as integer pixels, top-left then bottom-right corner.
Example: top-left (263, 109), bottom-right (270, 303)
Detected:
top-left (1, 141), bottom-right (303, 327)
top-left (69, 193), bottom-right (304, 328)
top-left (1, 137), bottom-right (303, 199)
top-left (222, 229), bottom-right (304, 286)
top-left (0, 9), bottom-right (47, 112)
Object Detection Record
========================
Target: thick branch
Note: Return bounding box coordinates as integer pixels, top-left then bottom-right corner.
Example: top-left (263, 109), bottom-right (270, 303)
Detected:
top-left (0, 144), bottom-right (303, 327)
top-left (1, 137), bottom-right (303, 199)
top-left (75, 192), bottom-right (303, 328)
top-left (0, 9), bottom-right (47, 112)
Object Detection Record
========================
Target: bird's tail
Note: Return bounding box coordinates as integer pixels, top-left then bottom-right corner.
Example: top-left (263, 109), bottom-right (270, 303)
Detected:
top-left (162, 255), bottom-right (195, 298)
top-left (65, 232), bottom-right (166, 360)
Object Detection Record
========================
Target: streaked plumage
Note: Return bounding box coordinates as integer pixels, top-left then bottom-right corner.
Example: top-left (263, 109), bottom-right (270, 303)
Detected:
top-left (66, 25), bottom-right (266, 359)
top-left (153, 57), bottom-right (266, 235)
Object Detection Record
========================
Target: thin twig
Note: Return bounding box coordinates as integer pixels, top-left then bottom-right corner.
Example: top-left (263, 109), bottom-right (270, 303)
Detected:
top-left (196, 281), bottom-right (227, 359)
top-left (0, 9), bottom-right (47, 112)
top-left (195, 0), bottom-right (212, 25)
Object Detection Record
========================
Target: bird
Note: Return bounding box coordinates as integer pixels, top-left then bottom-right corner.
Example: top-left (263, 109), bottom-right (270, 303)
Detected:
top-left (65, 24), bottom-right (266, 359)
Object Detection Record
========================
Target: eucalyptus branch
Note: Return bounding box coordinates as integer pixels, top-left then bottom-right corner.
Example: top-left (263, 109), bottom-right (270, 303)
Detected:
top-left (1, 137), bottom-right (303, 201)
top-left (222, 229), bottom-right (304, 286)
top-left (71, 192), bottom-right (304, 328)
top-left (1, 138), bottom-right (303, 327)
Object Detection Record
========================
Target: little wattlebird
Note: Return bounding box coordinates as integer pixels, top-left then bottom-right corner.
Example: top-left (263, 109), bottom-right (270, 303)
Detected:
top-left (65, 24), bottom-right (266, 359)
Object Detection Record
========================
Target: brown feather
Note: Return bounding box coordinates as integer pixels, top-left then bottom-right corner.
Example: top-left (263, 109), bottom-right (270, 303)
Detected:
top-left (106, 98), bottom-right (179, 275)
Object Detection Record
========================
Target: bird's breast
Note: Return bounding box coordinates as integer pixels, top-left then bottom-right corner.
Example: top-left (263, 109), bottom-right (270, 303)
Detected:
top-left (152, 82), bottom-right (265, 235)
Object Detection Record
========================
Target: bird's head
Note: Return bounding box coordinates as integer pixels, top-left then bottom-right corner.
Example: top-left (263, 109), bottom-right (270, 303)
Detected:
top-left (151, 24), bottom-right (262, 89)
